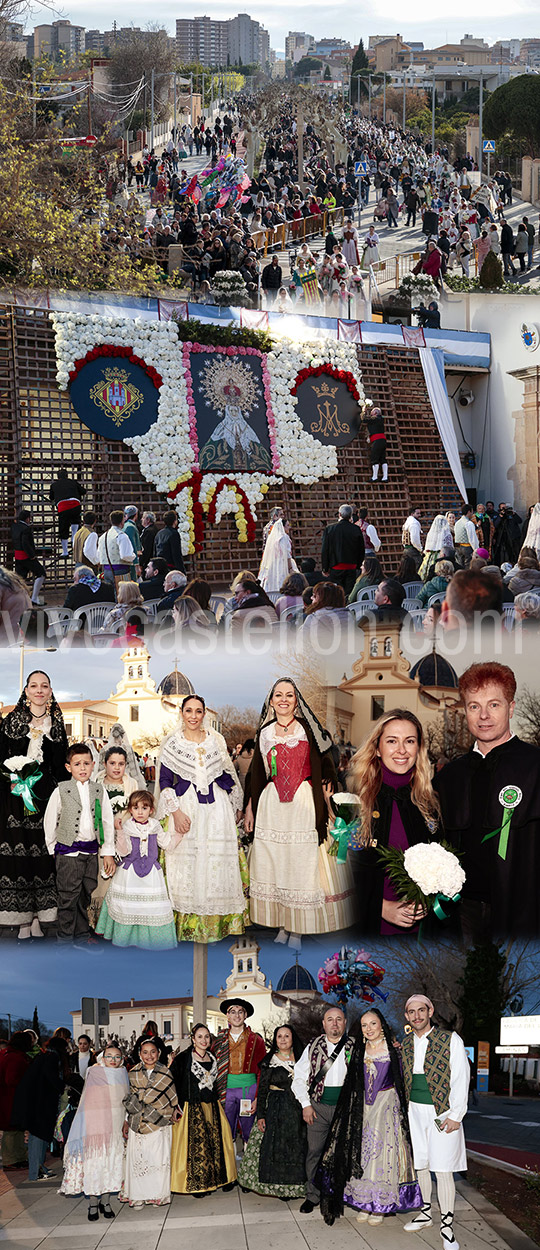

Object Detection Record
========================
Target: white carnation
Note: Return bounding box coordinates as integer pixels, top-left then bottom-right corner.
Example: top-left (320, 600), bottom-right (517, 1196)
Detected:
top-left (403, 842), bottom-right (465, 898)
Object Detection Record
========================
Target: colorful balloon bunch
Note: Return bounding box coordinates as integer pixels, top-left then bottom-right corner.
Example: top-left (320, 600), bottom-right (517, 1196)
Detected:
top-left (317, 947), bottom-right (388, 1008)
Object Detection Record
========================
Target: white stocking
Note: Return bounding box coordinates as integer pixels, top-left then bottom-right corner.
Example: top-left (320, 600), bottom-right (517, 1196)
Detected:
top-left (70, 523), bottom-right (79, 542)
top-left (372, 465), bottom-right (379, 480)
top-left (436, 1171), bottom-right (455, 1215)
top-left (382, 462), bottom-right (388, 480)
top-left (31, 576), bottom-right (44, 603)
top-left (417, 1168), bottom-right (432, 1207)
top-left (61, 539), bottom-right (69, 556)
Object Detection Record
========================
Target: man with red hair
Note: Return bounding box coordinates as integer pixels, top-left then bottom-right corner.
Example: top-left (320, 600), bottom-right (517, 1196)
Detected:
top-left (434, 662), bottom-right (540, 940)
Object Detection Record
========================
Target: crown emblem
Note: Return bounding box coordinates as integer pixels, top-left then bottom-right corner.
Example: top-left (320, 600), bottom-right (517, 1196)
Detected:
top-left (312, 380), bottom-right (339, 398)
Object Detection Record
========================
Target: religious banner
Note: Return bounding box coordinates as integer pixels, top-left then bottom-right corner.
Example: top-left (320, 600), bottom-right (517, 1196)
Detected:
top-left (292, 364), bottom-right (363, 447)
top-left (68, 347), bottom-right (161, 440)
top-left (186, 347), bottom-right (275, 473)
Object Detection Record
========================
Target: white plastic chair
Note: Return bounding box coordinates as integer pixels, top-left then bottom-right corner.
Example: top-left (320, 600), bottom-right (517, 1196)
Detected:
top-left (141, 598), bottom-right (162, 619)
top-left (503, 604), bottom-right (516, 630)
top-left (353, 586), bottom-right (378, 601)
top-left (73, 603), bottom-right (116, 634)
top-left (427, 592), bottom-right (446, 607)
top-left (403, 598), bottom-right (422, 612)
top-left (403, 581), bottom-right (423, 598)
top-left (347, 601), bottom-right (375, 618)
top-left (209, 593), bottom-right (229, 623)
top-left (408, 609), bottom-right (427, 631)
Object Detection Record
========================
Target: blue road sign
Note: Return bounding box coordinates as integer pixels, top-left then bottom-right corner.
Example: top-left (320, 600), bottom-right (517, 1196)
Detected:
top-left (354, 160), bottom-right (369, 176)
top-left (482, 139), bottom-right (495, 153)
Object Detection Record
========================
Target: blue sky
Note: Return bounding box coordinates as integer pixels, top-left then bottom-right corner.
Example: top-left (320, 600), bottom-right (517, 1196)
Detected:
top-left (28, 1), bottom-right (538, 59)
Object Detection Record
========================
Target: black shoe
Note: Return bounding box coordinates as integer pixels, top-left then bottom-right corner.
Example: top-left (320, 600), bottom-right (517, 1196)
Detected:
top-left (300, 1200), bottom-right (317, 1213)
top-left (325, 1216), bottom-right (335, 1226)
top-left (88, 1206), bottom-right (99, 1221)
top-left (222, 1181), bottom-right (237, 1192)
top-left (99, 1203), bottom-right (114, 1218)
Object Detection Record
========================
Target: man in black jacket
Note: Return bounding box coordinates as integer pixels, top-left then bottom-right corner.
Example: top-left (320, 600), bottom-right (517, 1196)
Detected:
top-left (500, 219), bottom-right (516, 276)
top-left (49, 468), bottom-right (86, 556)
top-left (12, 510), bottom-right (46, 605)
top-left (138, 557), bottom-right (168, 602)
top-left (321, 505), bottom-right (365, 597)
top-left (261, 256), bottom-right (282, 303)
top-left (140, 511), bottom-right (159, 573)
top-left (153, 510), bottom-right (185, 572)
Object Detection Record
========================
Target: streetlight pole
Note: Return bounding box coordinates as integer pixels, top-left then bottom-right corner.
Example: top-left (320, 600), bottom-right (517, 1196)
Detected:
top-left (431, 73), bottom-right (436, 156)
top-left (150, 67), bottom-right (154, 151)
top-left (478, 70), bottom-right (483, 179)
top-left (189, 72), bottom-right (193, 127)
top-left (173, 71), bottom-right (177, 140)
top-left (368, 73), bottom-right (372, 121)
top-left (402, 73), bottom-right (406, 129)
top-left (383, 74), bottom-right (386, 123)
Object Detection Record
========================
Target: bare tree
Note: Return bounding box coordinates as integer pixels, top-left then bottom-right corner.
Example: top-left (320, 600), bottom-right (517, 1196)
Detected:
top-left (214, 704), bottom-right (259, 752)
top-left (270, 651), bottom-right (329, 727)
top-left (108, 24), bottom-right (176, 122)
top-left (515, 687), bottom-right (540, 748)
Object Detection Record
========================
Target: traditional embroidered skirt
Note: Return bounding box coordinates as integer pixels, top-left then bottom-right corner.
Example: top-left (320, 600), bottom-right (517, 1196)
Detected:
top-left (119, 1125), bottom-right (172, 1206)
top-left (249, 780), bottom-right (356, 933)
top-left (96, 864), bottom-right (177, 949)
top-left (344, 1087), bottom-right (422, 1215)
top-left (170, 1101), bottom-right (236, 1194)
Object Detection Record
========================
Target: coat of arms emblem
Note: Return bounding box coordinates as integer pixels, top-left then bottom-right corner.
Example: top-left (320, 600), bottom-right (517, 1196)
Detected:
top-left (89, 367), bottom-right (144, 427)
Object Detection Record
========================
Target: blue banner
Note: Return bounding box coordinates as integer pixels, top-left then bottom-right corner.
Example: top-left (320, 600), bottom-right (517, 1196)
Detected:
top-left (69, 357), bottom-right (160, 441)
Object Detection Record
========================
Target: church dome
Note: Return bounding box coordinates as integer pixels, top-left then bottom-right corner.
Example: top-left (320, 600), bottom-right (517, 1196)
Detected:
top-left (157, 667), bottom-right (195, 701)
top-left (276, 964), bottom-right (318, 993)
top-left (410, 652), bottom-right (458, 689)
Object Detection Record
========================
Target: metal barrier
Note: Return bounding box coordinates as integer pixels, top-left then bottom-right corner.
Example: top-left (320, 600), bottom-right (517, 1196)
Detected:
top-left (370, 245), bottom-right (478, 292)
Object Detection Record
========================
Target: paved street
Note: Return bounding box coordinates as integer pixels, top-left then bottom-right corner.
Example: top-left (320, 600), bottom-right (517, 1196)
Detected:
top-left (465, 1095), bottom-right (540, 1168)
top-left (0, 1171), bottom-right (529, 1250)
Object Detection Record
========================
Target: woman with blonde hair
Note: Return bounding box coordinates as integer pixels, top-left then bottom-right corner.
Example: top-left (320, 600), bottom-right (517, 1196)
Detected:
top-left (99, 581), bottom-right (145, 633)
top-left (348, 709), bottom-right (441, 935)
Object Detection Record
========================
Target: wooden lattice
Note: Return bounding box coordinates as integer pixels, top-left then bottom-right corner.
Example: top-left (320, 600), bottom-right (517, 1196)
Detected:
top-left (1, 306), bottom-right (462, 588)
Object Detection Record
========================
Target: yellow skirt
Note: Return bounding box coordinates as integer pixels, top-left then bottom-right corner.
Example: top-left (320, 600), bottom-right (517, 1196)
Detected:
top-left (171, 1100), bottom-right (237, 1194)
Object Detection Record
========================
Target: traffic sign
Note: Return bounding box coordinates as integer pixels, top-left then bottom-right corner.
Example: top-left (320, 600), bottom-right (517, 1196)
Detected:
top-left (482, 139), bottom-right (495, 153)
top-left (354, 160), bottom-right (369, 176)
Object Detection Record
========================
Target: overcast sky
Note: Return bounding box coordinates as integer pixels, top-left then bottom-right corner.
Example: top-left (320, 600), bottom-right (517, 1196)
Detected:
top-left (27, 0), bottom-right (538, 58)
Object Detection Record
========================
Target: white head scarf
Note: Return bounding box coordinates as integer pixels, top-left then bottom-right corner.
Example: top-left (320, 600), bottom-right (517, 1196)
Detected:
top-left (523, 502), bottom-right (540, 559)
top-left (424, 515), bottom-right (453, 553)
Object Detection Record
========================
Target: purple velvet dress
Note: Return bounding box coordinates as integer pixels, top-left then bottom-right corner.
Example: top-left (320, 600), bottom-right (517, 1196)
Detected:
top-left (343, 1055), bottom-right (422, 1215)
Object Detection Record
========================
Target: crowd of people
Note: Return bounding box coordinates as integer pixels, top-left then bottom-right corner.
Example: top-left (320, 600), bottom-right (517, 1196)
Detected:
top-left (1, 660), bottom-right (539, 948)
top-left (0, 995), bottom-right (469, 1249)
top-left (5, 494), bottom-right (540, 645)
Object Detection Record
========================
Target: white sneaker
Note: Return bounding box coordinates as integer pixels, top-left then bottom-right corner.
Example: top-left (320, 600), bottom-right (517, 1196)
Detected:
top-left (440, 1213), bottom-right (459, 1250)
top-left (404, 1205), bottom-right (433, 1232)
top-left (356, 1212), bottom-right (369, 1223)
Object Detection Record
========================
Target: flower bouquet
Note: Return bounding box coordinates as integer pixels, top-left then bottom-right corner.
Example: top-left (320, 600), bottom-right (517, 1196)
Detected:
top-left (377, 840), bottom-right (465, 921)
top-left (1, 755), bottom-right (44, 813)
top-left (399, 272), bottom-right (438, 300)
top-left (327, 792), bottom-right (361, 861)
top-left (318, 946), bottom-right (387, 1007)
top-left (211, 269), bottom-right (250, 306)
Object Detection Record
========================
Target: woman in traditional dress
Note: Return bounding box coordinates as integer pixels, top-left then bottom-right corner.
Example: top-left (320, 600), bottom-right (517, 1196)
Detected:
top-left (237, 1025), bottom-right (306, 1200)
top-left (96, 790), bottom-right (177, 949)
top-left (157, 695), bottom-right (248, 942)
top-left (98, 723), bottom-right (144, 786)
top-left (120, 1036), bottom-right (179, 1208)
top-left (0, 671), bottom-right (68, 939)
top-left (318, 1009), bottom-right (422, 1226)
top-left (418, 515), bottom-right (454, 583)
top-left (347, 709), bottom-right (441, 936)
top-left (89, 742), bottom-right (140, 927)
top-left (244, 679), bottom-right (357, 943)
top-left (170, 1023), bottom-right (236, 1196)
top-left (258, 518), bottom-right (297, 595)
top-left (60, 1043), bottom-right (129, 1221)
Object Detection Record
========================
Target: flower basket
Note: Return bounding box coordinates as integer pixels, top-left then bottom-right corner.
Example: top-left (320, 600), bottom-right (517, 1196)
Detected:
top-left (398, 272), bottom-right (438, 300)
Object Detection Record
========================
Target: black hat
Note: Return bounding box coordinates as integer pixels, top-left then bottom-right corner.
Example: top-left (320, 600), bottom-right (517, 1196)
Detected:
top-left (220, 998), bottom-right (254, 1018)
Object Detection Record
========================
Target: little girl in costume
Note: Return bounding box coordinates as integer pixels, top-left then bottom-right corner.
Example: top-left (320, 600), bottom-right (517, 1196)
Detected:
top-left (97, 790), bottom-right (177, 949)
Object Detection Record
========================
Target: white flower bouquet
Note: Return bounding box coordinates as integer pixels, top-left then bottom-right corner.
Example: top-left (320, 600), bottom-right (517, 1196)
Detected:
top-left (399, 272), bottom-right (438, 300)
top-left (377, 840), bottom-right (465, 920)
top-left (1, 756), bottom-right (44, 813)
top-left (211, 270), bottom-right (249, 305)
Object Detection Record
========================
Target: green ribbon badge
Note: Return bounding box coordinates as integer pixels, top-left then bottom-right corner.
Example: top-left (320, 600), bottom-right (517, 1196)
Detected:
top-left (8, 765), bottom-right (43, 814)
top-left (94, 796), bottom-right (104, 847)
top-left (482, 784), bottom-right (523, 860)
top-left (270, 747), bottom-right (278, 778)
top-left (329, 817), bottom-right (359, 864)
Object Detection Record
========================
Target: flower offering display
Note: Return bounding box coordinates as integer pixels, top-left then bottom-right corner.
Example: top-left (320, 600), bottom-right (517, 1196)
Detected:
top-left (318, 947), bottom-right (388, 1008)
top-left (377, 841), bottom-right (466, 921)
top-left (51, 311), bottom-right (369, 553)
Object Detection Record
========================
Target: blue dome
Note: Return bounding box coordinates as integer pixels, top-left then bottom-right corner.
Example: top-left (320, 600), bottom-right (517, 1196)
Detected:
top-left (410, 652), bottom-right (458, 689)
top-left (276, 964), bottom-right (318, 993)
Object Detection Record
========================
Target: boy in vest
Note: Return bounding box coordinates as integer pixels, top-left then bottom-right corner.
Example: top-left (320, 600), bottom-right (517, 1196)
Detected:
top-left (291, 1005), bottom-right (354, 1216)
top-left (402, 994), bottom-right (469, 1250)
top-left (44, 743), bottom-right (115, 947)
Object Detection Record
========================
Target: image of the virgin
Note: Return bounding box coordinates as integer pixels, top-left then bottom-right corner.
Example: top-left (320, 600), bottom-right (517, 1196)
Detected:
top-left (209, 378), bottom-right (263, 454)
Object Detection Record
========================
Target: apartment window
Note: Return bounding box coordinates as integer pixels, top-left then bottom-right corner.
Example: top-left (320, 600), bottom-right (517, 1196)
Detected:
top-left (99, 725), bottom-right (104, 737)
top-left (445, 79), bottom-right (453, 90)
top-left (371, 696), bottom-right (385, 720)
top-left (65, 722), bottom-right (73, 736)
top-left (164, 1019), bottom-right (172, 1034)
top-left (88, 722), bottom-right (93, 735)
top-left (130, 705), bottom-right (139, 722)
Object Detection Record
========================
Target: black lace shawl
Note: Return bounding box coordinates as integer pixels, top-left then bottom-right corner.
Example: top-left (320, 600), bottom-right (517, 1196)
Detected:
top-left (317, 1011), bottom-right (412, 1224)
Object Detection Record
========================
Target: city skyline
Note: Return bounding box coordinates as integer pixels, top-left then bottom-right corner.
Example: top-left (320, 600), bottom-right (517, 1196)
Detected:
top-left (26, 2), bottom-right (540, 60)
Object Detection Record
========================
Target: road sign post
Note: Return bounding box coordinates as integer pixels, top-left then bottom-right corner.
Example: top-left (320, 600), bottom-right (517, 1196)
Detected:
top-left (483, 139), bottom-right (495, 182)
top-left (81, 997), bottom-right (110, 1051)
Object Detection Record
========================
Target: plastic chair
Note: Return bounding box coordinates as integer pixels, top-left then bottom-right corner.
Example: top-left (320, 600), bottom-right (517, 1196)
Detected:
top-left (427, 592), bottom-right (446, 607)
top-left (140, 598), bottom-right (162, 619)
top-left (408, 609), bottom-right (427, 631)
top-left (209, 593), bottom-right (229, 623)
top-left (403, 581), bottom-right (423, 598)
top-left (347, 601), bottom-right (375, 618)
top-left (73, 602), bottom-right (116, 634)
top-left (502, 604), bottom-right (516, 630)
top-left (402, 598), bottom-right (422, 612)
top-left (353, 586), bottom-right (378, 601)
